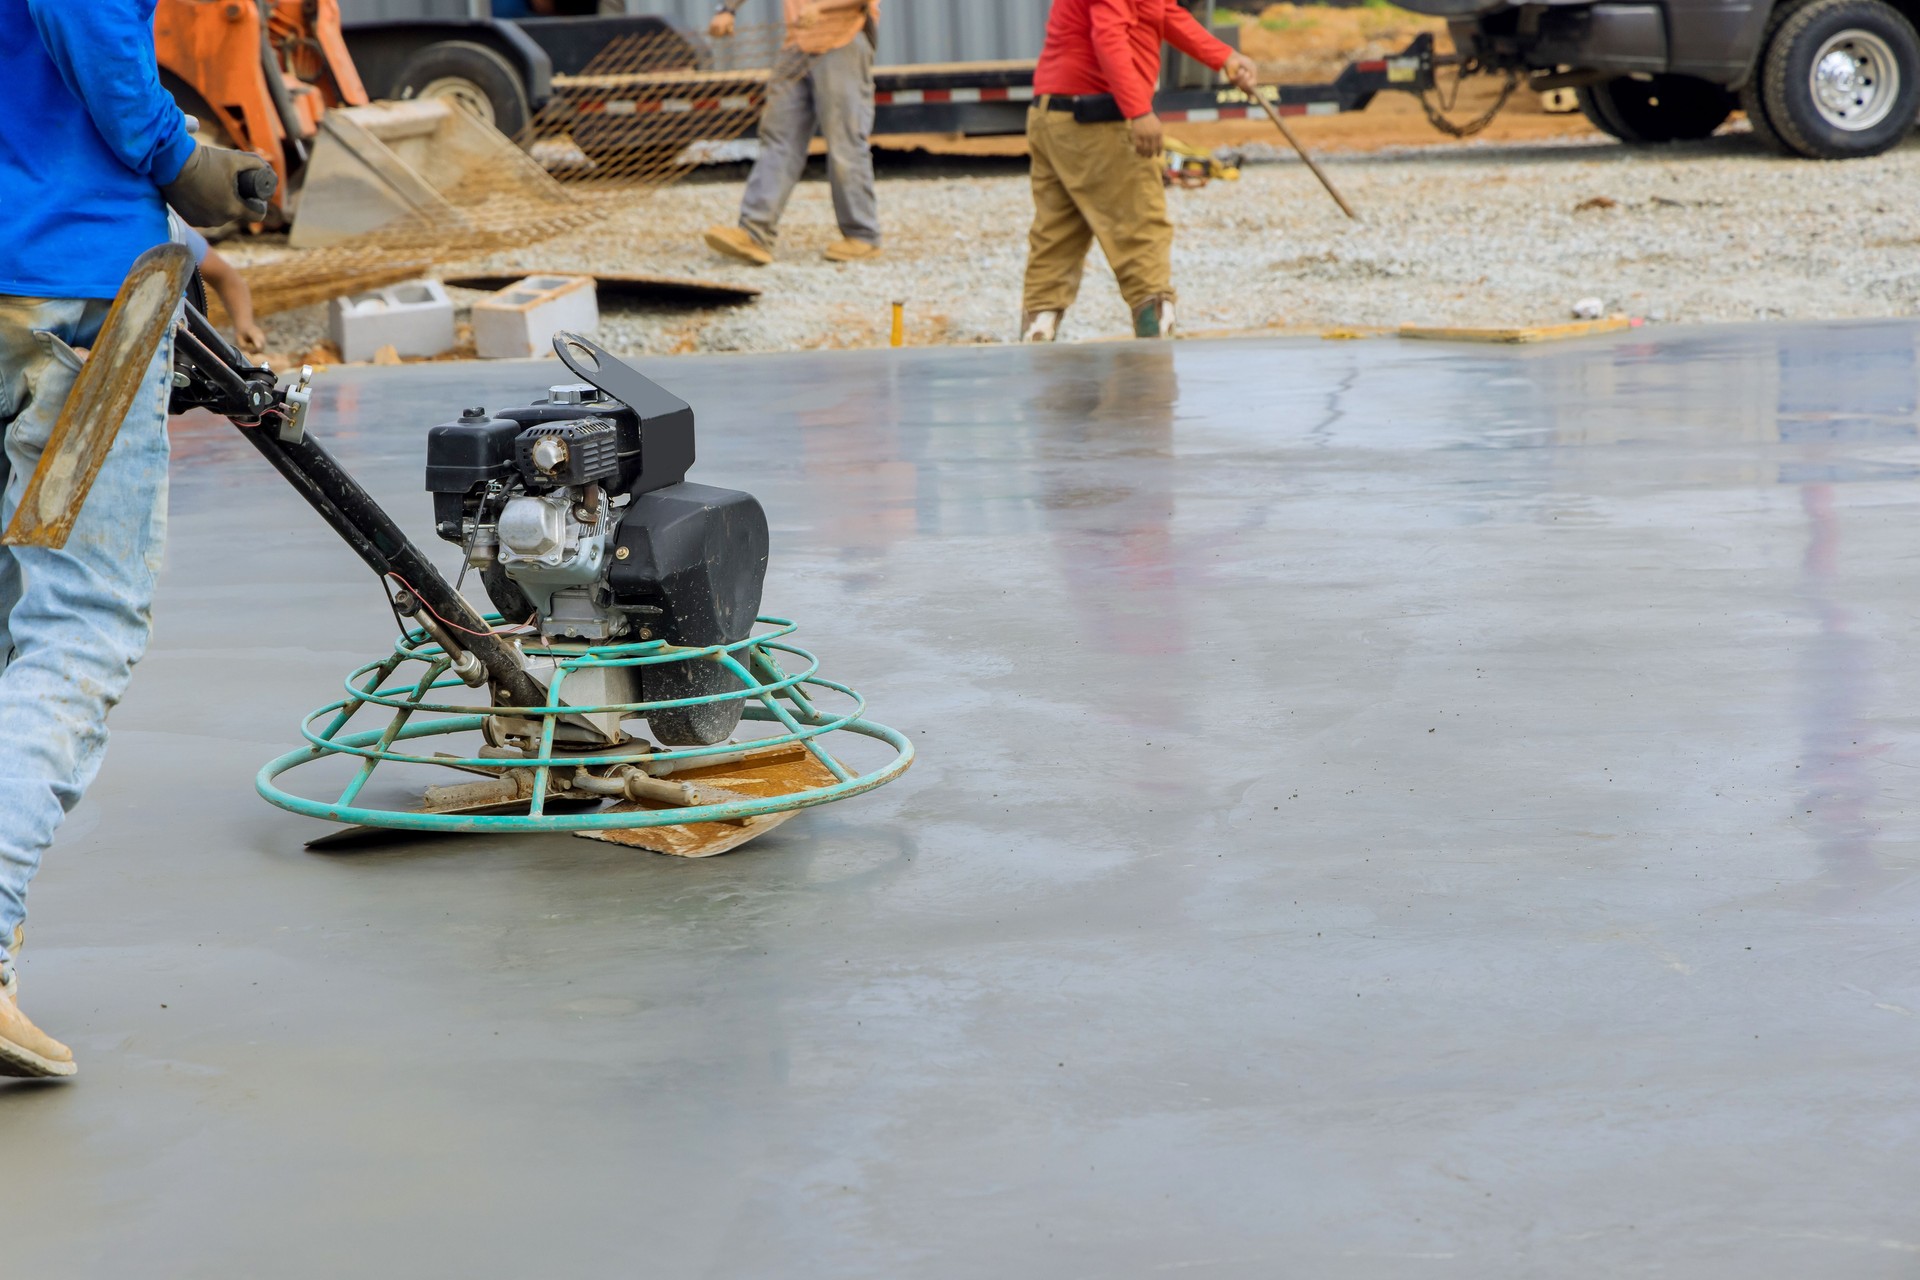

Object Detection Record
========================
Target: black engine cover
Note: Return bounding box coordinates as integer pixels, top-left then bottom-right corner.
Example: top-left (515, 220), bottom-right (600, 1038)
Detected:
top-left (611, 482), bottom-right (769, 746)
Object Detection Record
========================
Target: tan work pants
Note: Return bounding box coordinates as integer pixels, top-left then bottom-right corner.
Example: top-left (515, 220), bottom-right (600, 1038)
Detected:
top-left (1022, 104), bottom-right (1175, 319)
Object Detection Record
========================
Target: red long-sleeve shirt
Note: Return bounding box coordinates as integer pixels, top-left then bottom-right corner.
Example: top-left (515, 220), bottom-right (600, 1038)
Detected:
top-left (1033, 0), bottom-right (1235, 121)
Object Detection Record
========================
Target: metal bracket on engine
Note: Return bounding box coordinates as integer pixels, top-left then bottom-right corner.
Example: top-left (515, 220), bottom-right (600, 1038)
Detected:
top-left (551, 331), bottom-right (696, 495)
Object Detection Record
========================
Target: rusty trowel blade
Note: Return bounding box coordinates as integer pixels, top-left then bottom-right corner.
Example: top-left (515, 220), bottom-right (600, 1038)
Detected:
top-left (576, 742), bottom-right (841, 858)
top-left (3, 243), bottom-right (192, 550)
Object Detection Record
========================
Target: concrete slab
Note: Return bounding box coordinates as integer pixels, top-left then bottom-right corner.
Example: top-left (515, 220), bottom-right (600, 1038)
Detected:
top-left (13, 323), bottom-right (1920, 1276)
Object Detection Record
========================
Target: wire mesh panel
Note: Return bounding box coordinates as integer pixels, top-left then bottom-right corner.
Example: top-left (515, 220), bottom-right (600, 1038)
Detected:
top-left (531, 23), bottom-right (783, 188)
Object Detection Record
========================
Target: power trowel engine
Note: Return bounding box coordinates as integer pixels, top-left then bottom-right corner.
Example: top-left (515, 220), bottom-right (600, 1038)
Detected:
top-left (424, 372), bottom-right (769, 751)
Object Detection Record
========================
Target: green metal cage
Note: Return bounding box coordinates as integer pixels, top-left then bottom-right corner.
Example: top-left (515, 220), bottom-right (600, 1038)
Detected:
top-left (257, 615), bottom-right (913, 835)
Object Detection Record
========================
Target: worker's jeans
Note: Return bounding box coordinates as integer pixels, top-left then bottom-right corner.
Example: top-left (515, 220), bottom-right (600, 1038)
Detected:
top-left (1023, 104), bottom-right (1176, 320)
top-left (739, 34), bottom-right (880, 248)
top-left (0, 297), bottom-right (172, 945)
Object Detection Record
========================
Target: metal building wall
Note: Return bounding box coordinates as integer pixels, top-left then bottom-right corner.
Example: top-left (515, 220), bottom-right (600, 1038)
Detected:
top-left (605, 0), bottom-right (1051, 64)
top-left (337, 0), bottom-right (476, 19)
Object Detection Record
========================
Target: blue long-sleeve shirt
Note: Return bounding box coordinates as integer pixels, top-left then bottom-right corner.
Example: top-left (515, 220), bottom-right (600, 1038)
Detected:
top-left (0, 0), bottom-right (195, 299)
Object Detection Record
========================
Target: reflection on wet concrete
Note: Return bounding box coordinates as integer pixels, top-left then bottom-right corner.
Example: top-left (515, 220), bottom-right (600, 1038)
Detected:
top-left (38, 322), bottom-right (1920, 1276)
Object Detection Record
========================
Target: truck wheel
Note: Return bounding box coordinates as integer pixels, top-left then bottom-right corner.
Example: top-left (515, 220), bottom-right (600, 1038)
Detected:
top-left (1575, 82), bottom-right (1633, 138)
top-left (1739, 79), bottom-right (1795, 151)
top-left (1759, 0), bottom-right (1920, 157)
top-left (394, 41), bottom-right (531, 140)
top-left (1576, 75), bottom-right (1736, 142)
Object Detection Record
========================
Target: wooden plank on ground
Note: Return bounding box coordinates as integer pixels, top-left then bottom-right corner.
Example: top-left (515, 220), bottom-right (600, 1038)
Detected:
top-left (443, 270), bottom-right (762, 308)
top-left (1398, 316), bottom-right (1634, 344)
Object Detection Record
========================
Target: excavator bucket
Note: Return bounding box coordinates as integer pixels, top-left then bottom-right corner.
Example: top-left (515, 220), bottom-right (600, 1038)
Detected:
top-left (3, 244), bottom-right (191, 550)
top-left (288, 98), bottom-right (571, 249)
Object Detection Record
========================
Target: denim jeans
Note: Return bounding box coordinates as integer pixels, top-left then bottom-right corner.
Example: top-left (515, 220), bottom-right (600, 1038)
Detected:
top-left (739, 34), bottom-right (880, 248)
top-left (0, 297), bottom-right (173, 942)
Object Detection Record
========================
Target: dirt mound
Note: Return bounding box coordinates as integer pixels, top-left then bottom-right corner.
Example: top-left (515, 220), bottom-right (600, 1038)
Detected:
top-left (1232, 2), bottom-right (1451, 80)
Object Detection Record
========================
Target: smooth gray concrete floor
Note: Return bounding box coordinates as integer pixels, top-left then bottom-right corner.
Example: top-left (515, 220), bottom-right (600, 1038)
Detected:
top-left (11, 324), bottom-right (1920, 1277)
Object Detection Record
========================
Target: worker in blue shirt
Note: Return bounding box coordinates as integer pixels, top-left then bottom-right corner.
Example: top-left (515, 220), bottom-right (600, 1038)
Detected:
top-left (0, 0), bottom-right (269, 1080)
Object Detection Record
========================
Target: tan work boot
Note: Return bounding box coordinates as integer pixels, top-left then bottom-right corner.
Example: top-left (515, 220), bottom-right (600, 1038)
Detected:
top-left (824, 238), bottom-right (882, 263)
top-left (2, 925), bottom-right (17, 1000)
top-left (703, 225), bottom-right (773, 266)
top-left (0, 931), bottom-right (75, 1079)
top-left (1022, 310), bottom-right (1062, 343)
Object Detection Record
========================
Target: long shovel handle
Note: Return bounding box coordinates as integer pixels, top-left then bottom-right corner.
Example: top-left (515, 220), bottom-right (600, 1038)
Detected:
top-left (1253, 92), bottom-right (1359, 222)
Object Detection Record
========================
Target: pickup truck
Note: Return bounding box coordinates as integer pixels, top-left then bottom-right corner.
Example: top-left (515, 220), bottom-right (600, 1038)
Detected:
top-left (1395, 0), bottom-right (1920, 156)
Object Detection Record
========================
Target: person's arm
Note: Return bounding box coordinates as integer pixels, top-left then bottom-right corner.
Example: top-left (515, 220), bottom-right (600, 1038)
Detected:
top-left (1162, 1), bottom-right (1259, 91)
top-left (201, 251), bottom-right (266, 352)
top-left (1089, 0), bottom-right (1158, 121)
top-left (1085, 0), bottom-right (1164, 157)
top-left (710, 0), bottom-right (750, 37)
top-left (26, 0), bottom-right (194, 185)
top-left (793, 0), bottom-right (868, 23)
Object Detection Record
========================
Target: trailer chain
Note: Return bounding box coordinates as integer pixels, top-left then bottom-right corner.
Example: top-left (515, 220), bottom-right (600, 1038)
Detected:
top-left (1418, 66), bottom-right (1521, 138)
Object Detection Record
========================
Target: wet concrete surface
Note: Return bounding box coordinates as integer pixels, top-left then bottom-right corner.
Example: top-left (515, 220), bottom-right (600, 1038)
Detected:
top-left (11, 323), bottom-right (1920, 1276)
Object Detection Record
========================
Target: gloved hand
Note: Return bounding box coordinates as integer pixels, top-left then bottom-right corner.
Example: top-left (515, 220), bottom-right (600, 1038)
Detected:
top-left (162, 144), bottom-right (273, 227)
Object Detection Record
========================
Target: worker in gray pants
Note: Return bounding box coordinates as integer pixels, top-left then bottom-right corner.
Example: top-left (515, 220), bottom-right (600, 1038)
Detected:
top-left (703, 0), bottom-right (883, 265)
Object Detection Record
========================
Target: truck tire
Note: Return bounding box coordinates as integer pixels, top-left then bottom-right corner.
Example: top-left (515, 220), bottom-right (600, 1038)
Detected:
top-left (1739, 0), bottom-right (1813, 151)
top-left (1575, 82), bottom-right (1633, 138)
top-left (394, 40), bottom-right (532, 140)
top-left (1759, 0), bottom-right (1920, 157)
top-left (1575, 75), bottom-right (1736, 142)
top-left (1739, 79), bottom-right (1795, 151)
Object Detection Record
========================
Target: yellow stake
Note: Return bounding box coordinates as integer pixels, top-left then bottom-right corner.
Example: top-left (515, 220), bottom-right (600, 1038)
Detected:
top-left (890, 300), bottom-right (905, 348)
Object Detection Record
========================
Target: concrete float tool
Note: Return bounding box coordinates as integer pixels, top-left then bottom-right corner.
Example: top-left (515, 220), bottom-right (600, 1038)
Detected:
top-left (6, 242), bottom-right (911, 857)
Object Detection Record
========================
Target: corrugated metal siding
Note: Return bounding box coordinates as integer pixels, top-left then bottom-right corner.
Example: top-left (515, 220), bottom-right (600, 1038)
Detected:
top-left (338, 0), bottom-right (477, 19)
top-left (605, 0), bottom-right (1051, 63)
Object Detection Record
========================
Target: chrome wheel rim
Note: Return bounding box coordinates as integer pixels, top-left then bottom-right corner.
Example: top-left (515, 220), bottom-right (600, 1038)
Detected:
top-left (1810, 29), bottom-right (1900, 131)
top-left (417, 76), bottom-right (497, 126)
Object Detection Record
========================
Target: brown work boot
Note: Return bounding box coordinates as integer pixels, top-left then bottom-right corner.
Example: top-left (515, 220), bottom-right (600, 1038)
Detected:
top-left (824, 238), bottom-right (882, 263)
top-left (0, 932), bottom-right (75, 1079)
top-left (703, 225), bottom-right (773, 266)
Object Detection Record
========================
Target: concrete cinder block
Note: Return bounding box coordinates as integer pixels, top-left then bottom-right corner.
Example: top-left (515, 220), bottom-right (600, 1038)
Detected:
top-left (328, 280), bottom-right (456, 363)
top-left (472, 275), bottom-right (600, 360)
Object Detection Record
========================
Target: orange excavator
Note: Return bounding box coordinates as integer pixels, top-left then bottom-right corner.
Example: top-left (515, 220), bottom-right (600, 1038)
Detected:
top-left (152, 0), bottom-right (369, 224)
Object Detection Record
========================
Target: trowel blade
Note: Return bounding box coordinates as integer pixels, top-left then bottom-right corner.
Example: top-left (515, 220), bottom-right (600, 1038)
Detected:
top-left (3, 243), bottom-right (191, 549)
top-left (576, 742), bottom-right (839, 858)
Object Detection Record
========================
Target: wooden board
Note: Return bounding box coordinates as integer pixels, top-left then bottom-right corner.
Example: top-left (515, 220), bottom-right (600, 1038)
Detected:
top-left (443, 271), bottom-right (762, 308)
top-left (1397, 316), bottom-right (1634, 345)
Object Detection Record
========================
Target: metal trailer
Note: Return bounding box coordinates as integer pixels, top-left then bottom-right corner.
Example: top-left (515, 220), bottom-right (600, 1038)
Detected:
top-left (335, 0), bottom-right (1451, 145)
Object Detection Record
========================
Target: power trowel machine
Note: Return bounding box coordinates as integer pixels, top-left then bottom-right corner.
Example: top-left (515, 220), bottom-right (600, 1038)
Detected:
top-left (5, 242), bottom-right (911, 856)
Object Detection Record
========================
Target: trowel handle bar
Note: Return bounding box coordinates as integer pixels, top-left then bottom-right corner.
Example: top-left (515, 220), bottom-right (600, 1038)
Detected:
top-left (238, 165), bottom-right (278, 205)
top-left (238, 426), bottom-right (548, 711)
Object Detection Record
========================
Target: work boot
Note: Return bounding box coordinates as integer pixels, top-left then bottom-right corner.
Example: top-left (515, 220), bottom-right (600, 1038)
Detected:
top-left (1022, 310), bottom-right (1062, 343)
top-left (824, 238), bottom-right (882, 263)
top-left (1133, 297), bottom-right (1177, 340)
top-left (703, 225), bottom-right (773, 267)
top-left (1, 925), bottom-right (17, 1001)
top-left (0, 932), bottom-right (75, 1079)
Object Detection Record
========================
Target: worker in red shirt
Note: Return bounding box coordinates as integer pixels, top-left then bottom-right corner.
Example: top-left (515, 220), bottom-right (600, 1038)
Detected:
top-left (1022, 0), bottom-right (1257, 342)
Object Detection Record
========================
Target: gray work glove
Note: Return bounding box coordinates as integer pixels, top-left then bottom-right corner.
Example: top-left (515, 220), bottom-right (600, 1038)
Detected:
top-left (162, 143), bottom-right (274, 226)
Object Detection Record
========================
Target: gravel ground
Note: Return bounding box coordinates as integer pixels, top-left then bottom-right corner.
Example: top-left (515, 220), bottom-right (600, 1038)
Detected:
top-left (254, 126), bottom-right (1920, 359)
